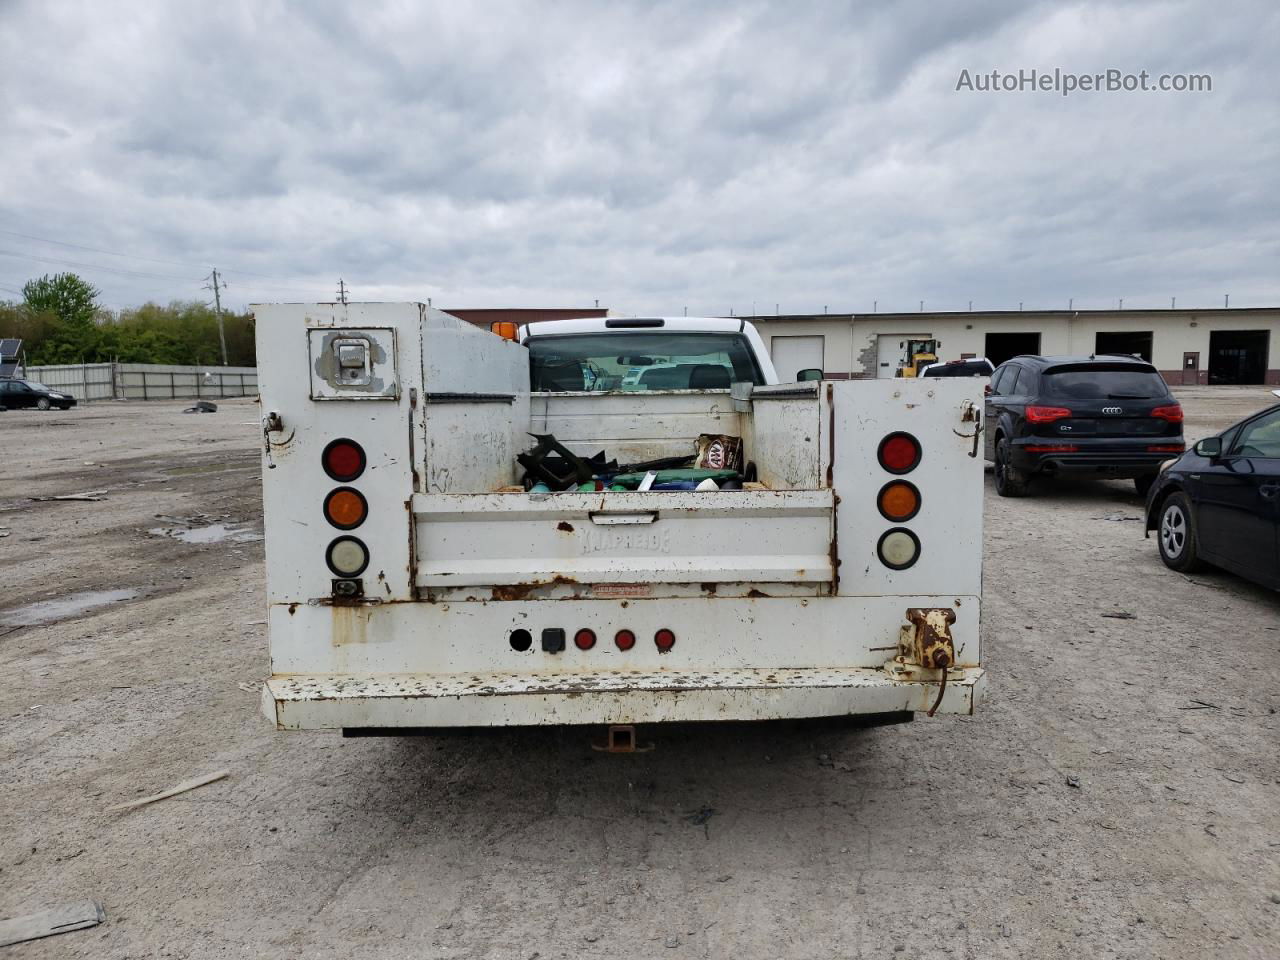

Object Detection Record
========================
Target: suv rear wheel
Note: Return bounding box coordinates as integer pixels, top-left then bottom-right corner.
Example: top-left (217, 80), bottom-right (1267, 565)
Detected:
top-left (1157, 492), bottom-right (1201, 572)
top-left (994, 436), bottom-right (1029, 497)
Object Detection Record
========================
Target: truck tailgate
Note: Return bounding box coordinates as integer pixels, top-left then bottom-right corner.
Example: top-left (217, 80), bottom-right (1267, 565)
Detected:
top-left (413, 489), bottom-right (833, 588)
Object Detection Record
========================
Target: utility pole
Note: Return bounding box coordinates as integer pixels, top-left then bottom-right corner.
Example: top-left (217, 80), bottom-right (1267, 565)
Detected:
top-left (336, 279), bottom-right (349, 305)
top-left (204, 269), bottom-right (228, 366)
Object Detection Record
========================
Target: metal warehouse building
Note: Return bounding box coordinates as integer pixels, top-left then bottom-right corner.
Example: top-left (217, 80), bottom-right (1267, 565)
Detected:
top-left (746, 307), bottom-right (1280, 385)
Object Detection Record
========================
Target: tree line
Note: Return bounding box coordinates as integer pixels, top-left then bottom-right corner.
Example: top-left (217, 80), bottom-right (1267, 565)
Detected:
top-left (0, 273), bottom-right (256, 367)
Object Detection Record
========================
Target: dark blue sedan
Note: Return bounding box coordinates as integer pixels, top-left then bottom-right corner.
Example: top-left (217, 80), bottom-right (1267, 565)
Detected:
top-left (1145, 391), bottom-right (1280, 590)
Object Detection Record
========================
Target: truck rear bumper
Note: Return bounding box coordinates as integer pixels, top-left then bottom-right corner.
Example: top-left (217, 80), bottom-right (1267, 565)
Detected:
top-left (262, 666), bottom-right (986, 729)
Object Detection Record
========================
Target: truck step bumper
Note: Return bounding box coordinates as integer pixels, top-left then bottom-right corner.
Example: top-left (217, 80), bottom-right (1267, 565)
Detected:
top-left (262, 666), bottom-right (986, 729)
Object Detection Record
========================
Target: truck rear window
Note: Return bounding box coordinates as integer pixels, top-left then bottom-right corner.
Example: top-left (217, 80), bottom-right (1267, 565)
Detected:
top-left (1042, 365), bottom-right (1171, 400)
top-left (528, 332), bottom-right (764, 392)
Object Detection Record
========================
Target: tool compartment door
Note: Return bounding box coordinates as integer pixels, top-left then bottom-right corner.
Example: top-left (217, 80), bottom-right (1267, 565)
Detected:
top-left (412, 489), bottom-right (833, 588)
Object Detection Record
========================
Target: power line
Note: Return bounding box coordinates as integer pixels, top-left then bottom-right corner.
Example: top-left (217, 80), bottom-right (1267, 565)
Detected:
top-left (0, 248), bottom-right (203, 283)
top-left (0, 226), bottom-right (322, 287)
top-left (0, 228), bottom-right (209, 269)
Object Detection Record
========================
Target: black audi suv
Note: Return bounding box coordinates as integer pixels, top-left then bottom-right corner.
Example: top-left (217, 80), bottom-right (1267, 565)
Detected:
top-left (984, 355), bottom-right (1183, 497)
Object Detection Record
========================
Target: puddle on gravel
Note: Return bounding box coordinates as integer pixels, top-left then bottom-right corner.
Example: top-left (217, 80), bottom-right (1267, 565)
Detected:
top-left (149, 522), bottom-right (263, 544)
top-left (1, 589), bottom-right (139, 627)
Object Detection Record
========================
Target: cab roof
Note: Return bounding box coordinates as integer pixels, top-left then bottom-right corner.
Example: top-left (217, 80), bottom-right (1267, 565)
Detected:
top-left (521, 317), bottom-right (748, 339)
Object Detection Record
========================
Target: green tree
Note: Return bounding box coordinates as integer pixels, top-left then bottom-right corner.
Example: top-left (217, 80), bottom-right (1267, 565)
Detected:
top-left (21, 273), bottom-right (103, 363)
top-left (2, 280), bottom-right (257, 367)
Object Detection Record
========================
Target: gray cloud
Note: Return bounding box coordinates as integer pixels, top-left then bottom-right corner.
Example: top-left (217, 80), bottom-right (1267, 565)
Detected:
top-left (0, 0), bottom-right (1275, 313)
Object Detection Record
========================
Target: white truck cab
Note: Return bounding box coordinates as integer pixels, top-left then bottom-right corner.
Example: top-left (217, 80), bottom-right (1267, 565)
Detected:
top-left (253, 303), bottom-right (986, 733)
top-left (520, 316), bottom-right (778, 392)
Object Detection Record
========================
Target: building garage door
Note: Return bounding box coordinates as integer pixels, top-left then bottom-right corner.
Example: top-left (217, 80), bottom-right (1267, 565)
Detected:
top-left (985, 332), bottom-right (1041, 367)
top-left (1208, 330), bottom-right (1269, 384)
top-left (874, 334), bottom-right (932, 378)
top-left (771, 336), bottom-right (825, 382)
top-left (1095, 331), bottom-right (1153, 362)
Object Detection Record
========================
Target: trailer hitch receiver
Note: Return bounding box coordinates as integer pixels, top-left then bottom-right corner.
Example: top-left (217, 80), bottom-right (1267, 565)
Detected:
top-left (903, 607), bottom-right (956, 669)
top-left (894, 608), bottom-right (957, 717)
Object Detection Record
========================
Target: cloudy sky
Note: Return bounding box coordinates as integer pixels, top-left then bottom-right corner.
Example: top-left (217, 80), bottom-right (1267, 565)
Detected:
top-left (0, 0), bottom-right (1275, 314)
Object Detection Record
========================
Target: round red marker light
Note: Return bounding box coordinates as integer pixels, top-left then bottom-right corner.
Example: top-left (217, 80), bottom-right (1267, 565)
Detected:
top-left (654, 628), bottom-right (676, 652)
top-left (614, 629), bottom-right (636, 651)
top-left (323, 438), bottom-right (366, 482)
top-left (574, 628), bottom-right (597, 650)
top-left (877, 432), bottom-right (922, 474)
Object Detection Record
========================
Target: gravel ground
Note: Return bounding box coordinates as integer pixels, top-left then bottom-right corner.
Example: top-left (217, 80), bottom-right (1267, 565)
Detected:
top-left (1, 388), bottom-right (1278, 959)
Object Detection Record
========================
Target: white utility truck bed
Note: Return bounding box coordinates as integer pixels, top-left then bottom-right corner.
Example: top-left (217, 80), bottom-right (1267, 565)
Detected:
top-left (253, 303), bottom-right (985, 731)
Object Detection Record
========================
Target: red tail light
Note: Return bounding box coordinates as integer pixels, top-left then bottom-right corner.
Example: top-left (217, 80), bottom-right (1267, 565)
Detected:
top-left (1025, 444), bottom-right (1079, 453)
top-left (877, 432), bottom-right (922, 474)
top-left (614, 629), bottom-right (636, 651)
top-left (322, 438), bottom-right (366, 482)
top-left (573, 628), bottom-right (596, 651)
top-left (1147, 444), bottom-right (1186, 453)
top-left (654, 628), bottom-right (676, 651)
top-left (1025, 405), bottom-right (1072, 424)
top-left (1151, 404), bottom-right (1183, 423)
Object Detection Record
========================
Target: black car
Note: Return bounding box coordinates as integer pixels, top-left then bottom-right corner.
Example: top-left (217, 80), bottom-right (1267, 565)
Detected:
top-left (0, 379), bottom-right (78, 410)
top-left (1145, 396), bottom-right (1280, 590)
top-left (984, 355), bottom-right (1184, 497)
top-left (921, 357), bottom-right (995, 378)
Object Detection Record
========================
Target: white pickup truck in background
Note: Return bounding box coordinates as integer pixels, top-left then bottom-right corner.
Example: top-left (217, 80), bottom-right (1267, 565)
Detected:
top-left (253, 303), bottom-right (986, 735)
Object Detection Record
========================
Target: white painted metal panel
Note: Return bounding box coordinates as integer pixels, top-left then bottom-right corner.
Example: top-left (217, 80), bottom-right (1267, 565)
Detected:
top-left (831, 378), bottom-right (984, 598)
top-left (413, 490), bottom-right (833, 586)
top-left (747, 394), bottom-right (823, 489)
top-left (528, 391), bottom-right (743, 462)
top-left (266, 666), bottom-right (984, 728)
top-left (307, 327), bottom-right (399, 400)
top-left (255, 303), bottom-right (424, 604)
top-left (422, 401), bottom-right (520, 493)
top-left (265, 593), bottom-right (979, 675)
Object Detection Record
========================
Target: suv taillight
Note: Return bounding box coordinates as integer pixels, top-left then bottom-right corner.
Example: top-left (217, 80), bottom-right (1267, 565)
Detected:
top-left (1151, 404), bottom-right (1183, 423)
top-left (1025, 405), bottom-right (1072, 424)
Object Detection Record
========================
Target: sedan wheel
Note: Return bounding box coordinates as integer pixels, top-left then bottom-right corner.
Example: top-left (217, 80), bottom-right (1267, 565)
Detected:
top-left (36, 397), bottom-right (51, 411)
top-left (1157, 493), bottom-right (1202, 572)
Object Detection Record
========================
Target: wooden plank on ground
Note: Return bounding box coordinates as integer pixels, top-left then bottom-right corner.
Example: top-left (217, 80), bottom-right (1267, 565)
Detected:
top-left (0, 900), bottom-right (105, 948)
